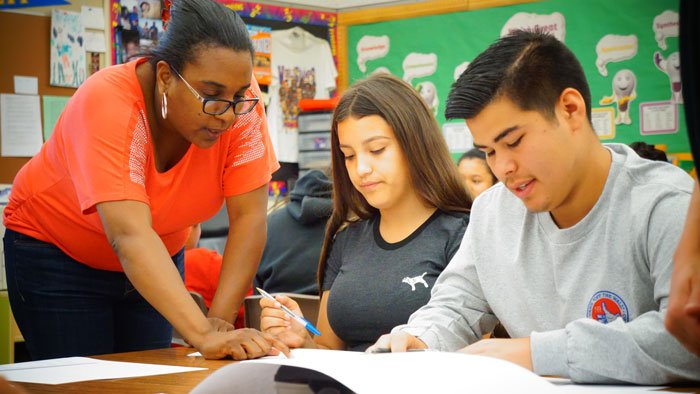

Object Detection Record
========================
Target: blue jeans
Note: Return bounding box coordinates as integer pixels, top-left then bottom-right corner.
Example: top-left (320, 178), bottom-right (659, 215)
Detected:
top-left (3, 229), bottom-right (184, 360)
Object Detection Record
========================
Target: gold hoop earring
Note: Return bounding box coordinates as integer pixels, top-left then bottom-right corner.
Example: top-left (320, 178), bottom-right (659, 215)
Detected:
top-left (161, 92), bottom-right (168, 119)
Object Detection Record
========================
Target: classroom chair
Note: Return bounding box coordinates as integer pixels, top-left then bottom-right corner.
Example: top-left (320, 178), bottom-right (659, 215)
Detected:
top-left (244, 293), bottom-right (320, 331)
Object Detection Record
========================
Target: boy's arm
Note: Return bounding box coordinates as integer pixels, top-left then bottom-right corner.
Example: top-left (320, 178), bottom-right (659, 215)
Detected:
top-left (392, 225), bottom-right (498, 350)
top-left (532, 193), bottom-right (700, 384)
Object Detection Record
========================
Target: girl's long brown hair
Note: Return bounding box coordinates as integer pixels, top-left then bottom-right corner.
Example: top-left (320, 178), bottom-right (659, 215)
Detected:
top-left (317, 74), bottom-right (472, 290)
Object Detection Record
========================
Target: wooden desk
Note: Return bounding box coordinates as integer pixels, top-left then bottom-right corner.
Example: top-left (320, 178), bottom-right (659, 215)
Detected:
top-left (11, 347), bottom-right (700, 393)
top-left (14, 347), bottom-right (232, 394)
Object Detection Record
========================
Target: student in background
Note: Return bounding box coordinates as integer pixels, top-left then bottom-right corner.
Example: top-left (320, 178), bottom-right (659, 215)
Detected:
top-left (3, 0), bottom-right (287, 360)
top-left (629, 141), bottom-right (668, 162)
top-left (255, 169), bottom-right (333, 295)
top-left (457, 148), bottom-right (498, 199)
top-left (666, 0), bottom-right (700, 356)
top-left (184, 224), bottom-right (220, 311)
top-left (260, 74), bottom-right (471, 351)
top-left (183, 224), bottom-right (249, 329)
top-left (370, 30), bottom-right (700, 384)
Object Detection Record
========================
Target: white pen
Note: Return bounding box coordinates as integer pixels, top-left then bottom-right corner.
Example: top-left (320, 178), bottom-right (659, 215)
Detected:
top-left (256, 287), bottom-right (322, 337)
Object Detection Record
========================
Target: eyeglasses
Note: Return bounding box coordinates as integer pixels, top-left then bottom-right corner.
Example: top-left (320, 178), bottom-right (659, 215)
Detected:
top-left (171, 67), bottom-right (259, 116)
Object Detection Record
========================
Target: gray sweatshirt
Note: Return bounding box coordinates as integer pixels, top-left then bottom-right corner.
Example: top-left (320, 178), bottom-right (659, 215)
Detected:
top-left (394, 144), bottom-right (700, 384)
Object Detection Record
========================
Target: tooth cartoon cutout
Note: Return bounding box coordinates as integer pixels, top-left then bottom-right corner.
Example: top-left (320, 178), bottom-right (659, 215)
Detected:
top-left (600, 69), bottom-right (637, 125)
top-left (654, 51), bottom-right (683, 104)
top-left (416, 81), bottom-right (438, 117)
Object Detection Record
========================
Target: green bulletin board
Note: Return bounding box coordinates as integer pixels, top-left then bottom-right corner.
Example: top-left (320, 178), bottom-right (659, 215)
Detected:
top-left (347, 0), bottom-right (692, 170)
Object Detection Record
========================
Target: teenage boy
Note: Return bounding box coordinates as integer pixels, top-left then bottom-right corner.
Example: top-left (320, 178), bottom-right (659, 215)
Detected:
top-left (369, 30), bottom-right (700, 384)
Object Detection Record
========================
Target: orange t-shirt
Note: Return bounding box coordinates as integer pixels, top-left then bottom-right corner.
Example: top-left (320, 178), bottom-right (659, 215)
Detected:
top-left (4, 58), bottom-right (279, 272)
top-left (184, 248), bottom-right (251, 329)
top-left (184, 248), bottom-right (223, 310)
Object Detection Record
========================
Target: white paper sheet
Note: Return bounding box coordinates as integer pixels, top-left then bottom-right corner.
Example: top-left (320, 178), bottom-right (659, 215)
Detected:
top-left (0, 94), bottom-right (43, 157)
top-left (85, 31), bottom-right (107, 53)
top-left (191, 349), bottom-right (558, 394)
top-left (81, 6), bottom-right (105, 30)
top-left (0, 356), bottom-right (206, 385)
top-left (13, 76), bottom-right (38, 95)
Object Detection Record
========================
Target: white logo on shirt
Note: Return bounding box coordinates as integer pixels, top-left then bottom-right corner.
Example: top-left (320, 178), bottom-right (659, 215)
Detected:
top-left (402, 272), bottom-right (428, 291)
top-left (232, 107), bottom-right (265, 168)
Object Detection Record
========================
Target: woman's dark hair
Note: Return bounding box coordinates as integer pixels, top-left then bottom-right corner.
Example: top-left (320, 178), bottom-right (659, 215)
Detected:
top-left (149, 0), bottom-right (254, 71)
top-left (318, 74), bottom-right (472, 290)
top-left (458, 148), bottom-right (497, 184)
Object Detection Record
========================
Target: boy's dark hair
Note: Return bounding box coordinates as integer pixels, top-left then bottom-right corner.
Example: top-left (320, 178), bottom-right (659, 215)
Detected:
top-left (149, 0), bottom-right (254, 71)
top-left (445, 30), bottom-right (591, 123)
top-left (629, 141), bottom-right (668, 162)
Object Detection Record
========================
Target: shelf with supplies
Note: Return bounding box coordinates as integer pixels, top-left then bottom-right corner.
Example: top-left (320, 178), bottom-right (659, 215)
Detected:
top-left (297, 111), bottom-right (333, 177)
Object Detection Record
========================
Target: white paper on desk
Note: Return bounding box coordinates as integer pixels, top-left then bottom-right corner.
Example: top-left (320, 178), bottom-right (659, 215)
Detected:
top-left (13, 76), bottom-right (38, 95)
top-left (81, 6), bottom-right (105, 30)
top-left (1, 94), bottom-right (43, 157)
top-left (191, 349), bottom-right (558, 394)
top-left (85, 31), bottom-right (107, 53)
top-left (546, 377), bottom-right (668, 393)
top-left (0, 356), bottom-right (206, 385)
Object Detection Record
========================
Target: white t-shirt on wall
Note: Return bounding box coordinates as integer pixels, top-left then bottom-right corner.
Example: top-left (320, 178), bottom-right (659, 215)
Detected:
top-left (267, 27), bottom-right (337, 163)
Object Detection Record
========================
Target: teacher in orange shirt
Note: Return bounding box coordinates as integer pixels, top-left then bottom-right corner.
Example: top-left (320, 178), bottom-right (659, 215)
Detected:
top-left (3, 0), bottom-right (287, 360)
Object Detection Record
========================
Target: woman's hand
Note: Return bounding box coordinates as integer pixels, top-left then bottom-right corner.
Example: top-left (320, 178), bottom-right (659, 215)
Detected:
top-left (207, 317), bottom-right (234, 332)
top-left (184, 318), bottom-right (233, 347)
top-left (260, 295), bottom-right (313, 348)
top-left (193, 328), bottom-right (290, 360)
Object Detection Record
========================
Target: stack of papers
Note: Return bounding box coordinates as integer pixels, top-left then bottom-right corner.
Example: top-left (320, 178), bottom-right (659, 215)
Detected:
top-left (0, 357), bottom-right (206, 385)
top-left (191, 349), bottom-right (558, 393)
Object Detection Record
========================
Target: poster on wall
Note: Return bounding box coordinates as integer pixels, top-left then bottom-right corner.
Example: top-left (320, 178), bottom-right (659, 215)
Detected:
top-left (599, 69), bottom-right (637, 125)
top-left (591, 107), bottom-right (616, 140)
top-left (115, 0), bottom-right (163, 64)
top-left (356, 35), bottom-right (389, 73)
top-left (652, 10), bottom-right (678, 50)
top-left (653, 51), bottom-right (682, 104)
top-left (248, 25), bottom-right (271, 85)
top-left (639, 101), bottom-right (678, 135)
top-left (50, 10), bottom-right (87, 88)
top-left (500, 12), bottom-right (566, 42)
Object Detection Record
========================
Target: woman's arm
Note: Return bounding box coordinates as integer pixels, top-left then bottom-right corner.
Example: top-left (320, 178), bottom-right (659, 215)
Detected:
top-left (208, 184), bottom-right (268, 323)
top-left (97, 199), bottom-right (289, 359)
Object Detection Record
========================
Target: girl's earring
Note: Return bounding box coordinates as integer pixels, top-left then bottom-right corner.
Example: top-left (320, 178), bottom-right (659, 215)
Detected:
top-left (161, 92), bottom-right (168, 119)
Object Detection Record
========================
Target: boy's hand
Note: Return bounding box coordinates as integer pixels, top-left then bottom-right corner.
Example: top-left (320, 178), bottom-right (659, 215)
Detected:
top-left (366, 332), bottom-right (428, 353)
top-left (458, 338), bottom-right (532, 371)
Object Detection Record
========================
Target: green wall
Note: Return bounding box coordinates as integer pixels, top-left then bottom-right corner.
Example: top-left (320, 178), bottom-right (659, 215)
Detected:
top-left (348, 0), bottom-right (691, 168)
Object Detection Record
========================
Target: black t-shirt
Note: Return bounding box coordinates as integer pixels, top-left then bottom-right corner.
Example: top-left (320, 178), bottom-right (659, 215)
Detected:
top-left (322, 209), bottom-right (469, 351)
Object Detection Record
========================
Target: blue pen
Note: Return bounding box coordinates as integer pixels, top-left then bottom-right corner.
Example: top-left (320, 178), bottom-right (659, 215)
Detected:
top-left (256, 287), bottom-right (322, 337)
